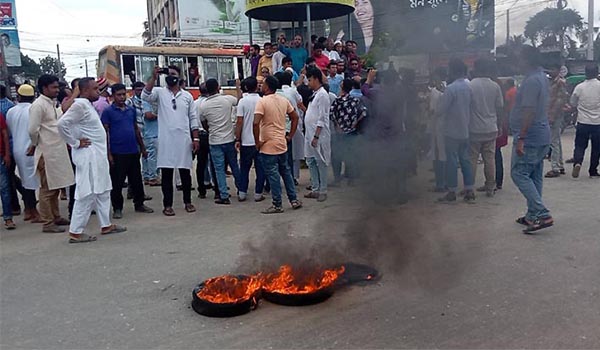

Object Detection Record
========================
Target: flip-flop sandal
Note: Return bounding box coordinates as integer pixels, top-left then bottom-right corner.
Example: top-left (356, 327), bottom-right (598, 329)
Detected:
top-left (185, 204), bottom-right (196, 213)
top-left (515, 216), bottom-right (530, 226)
top-left (101, 225), bottom-right (127, 235)
top-left (4, 222), bottom-right (16, 230)
top-left (162, 208), bottom-right (176, 216)
top-left (291, 200), bottom-right (302, 210)
top-left (69, 233), bottom-right (97, 243)
top-left (523, 218), bottom-right (554, 234)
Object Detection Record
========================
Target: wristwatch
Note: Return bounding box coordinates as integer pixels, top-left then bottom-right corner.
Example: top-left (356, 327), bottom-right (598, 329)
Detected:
top-left (313, 135), bottom-right (319, 139)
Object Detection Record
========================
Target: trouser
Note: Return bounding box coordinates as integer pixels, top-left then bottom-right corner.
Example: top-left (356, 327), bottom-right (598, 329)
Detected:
top-left (142, 137), bottom-right (159, 180)
top-left (22, 189), bottom-right (36, 210)
top-left (0, 158), bottom-right (12, 220)
top-left (511, 144), bottom-right (551, 221)
top-left (332, 132), bottom-right (358, 181)
top-left (239, 146), bottom-right (265, 195)
top-left (573, 123), bottom-right (600, 175)
top-left (293, 160), bottom-right (301, 179)
top-left (37, 157), bottom-right (61, 228)
top-left (261, 152), bottom-right (298, 207)
top-left (470, 138), bottom-right (496, 190)
top-left (8, 157), bottom-right (23, 211)
top-left (195, 132), bottom-right (220, 197)
top-left (495, 148), bottom-right (504, 188)
top-left (110, 153), bottom-right (146, 211)
top-left (445, 137), bottom-right (474, 192)
top-left (306, 157), bottom-right (328, 194)
top-left (433, 160), bottom-right (446, 190)
top-left (160, 168), bottom-right (192, 208)
top-left (286, 138), bottom-right (294, 178)
top-left (550, 117), bottom-right (564, 171)
top-left (69, 190), bottom-right (111, 234)
top-left (210, 142), bottom-right (241, 200)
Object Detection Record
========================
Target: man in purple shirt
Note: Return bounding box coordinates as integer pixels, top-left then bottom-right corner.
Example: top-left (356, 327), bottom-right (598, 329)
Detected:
top-left (249, 44), bottom-right (261, 78)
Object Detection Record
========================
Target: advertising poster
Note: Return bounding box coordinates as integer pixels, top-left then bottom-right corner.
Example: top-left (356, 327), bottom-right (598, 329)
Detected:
top-left (0, 28), bottom-right (21, 67)
top-left (0, 0), bottom-right (17, 27)
top-left (178, 0), bottom-right (269, 43)
top-left (330, 0), bottom-right (494, 55)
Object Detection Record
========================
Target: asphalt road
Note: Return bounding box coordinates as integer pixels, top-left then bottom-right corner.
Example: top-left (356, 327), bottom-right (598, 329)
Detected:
top-left (1, 130), bottom-right (599, 349)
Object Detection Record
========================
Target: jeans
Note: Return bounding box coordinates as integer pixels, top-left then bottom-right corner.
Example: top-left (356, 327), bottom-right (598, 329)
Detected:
top-left (573, 123), bottom-right (600, 175)
top-left (110, 153), bottom-right (146, 211)
top-left (286, 138), bottom-right (294, 178)
top-left (444, 137), bottom-right (474, 192)
top-left (469, 138), bottom-right (496, 190)
top-left (196, 132), bottom-right (220, 198)
top-left (239, 146), bottom-right (265, 195)
top-left (433, 160), bottom-right (446, 190)
top-left (160, 168), bottom-right (192, 208)
top-left (332, 132), bottom-right (359, 181)
top-left (306, 157), bottom-right (328, 194)
top-left (210, 142), bottom-right (241, 200)
top-left (511, 144), bottom-right (551, 221)
top-left (495, 148), bottom-right (504, 188)
top-left (1, 159), bottom-right (12, 220)
top-left (549, 117), bottom-right (565, 171)
top-left (142, 137), bottom-right (158, 180)
top-left (261, 153), bottom-right (297, 207)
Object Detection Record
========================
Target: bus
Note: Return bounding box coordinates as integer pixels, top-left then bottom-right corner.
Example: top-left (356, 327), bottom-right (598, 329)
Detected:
top-left (97, 44), bottom-right (251, 98)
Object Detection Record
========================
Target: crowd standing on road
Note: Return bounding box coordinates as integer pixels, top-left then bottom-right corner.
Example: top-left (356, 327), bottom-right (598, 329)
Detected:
top-left (1, 37), bottom-right (599, 241)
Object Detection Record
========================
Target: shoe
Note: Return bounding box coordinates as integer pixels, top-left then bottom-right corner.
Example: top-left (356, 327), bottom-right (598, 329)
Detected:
top-left (144, 194), bottom-right (152, 201)
top-left (261, 205), bottom-right (284, 214)
top-left (135, 205), bottom-right (154, 213)
top-left (304, 191), bottom-right (319, 199)
top-left (215, 198), bottom-right (231, 205)
top-left (590, 173), bottom-right (600, 179)
top-left (317, 193), bottom-right (328, 202)
top-left (43, 225), bottom-right (65, 233)
top-left (254, 195), bottom-right (266, 202)
top-left (572, 164), bottom-right (581, 178)
top-left (54, 217), bottom-right (70, 226)
top-left (565, 158), bottom-right (575, 164)
top-left (464, 190), bottom-right (476, 204)
top-left (4, 219), bottom-right (16, 230)
top-left (437, 192), bottom-right (457, 203)
top-left (545, 170), bottom-right (561, 178)
top-left (290, 200), bottom-right (302, 210)
top-left (559, 168), bottom-right (566, 175)
top-left (113, 210), bottom-right (123, 219)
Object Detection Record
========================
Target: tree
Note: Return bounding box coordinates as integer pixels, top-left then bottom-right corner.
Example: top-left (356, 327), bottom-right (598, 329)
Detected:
top-left (524, 8), bottom-right (583, 53)
top-left (39, 55), bottom-right (66, 77)
top-left (7, 54), bottom-right (42, 81)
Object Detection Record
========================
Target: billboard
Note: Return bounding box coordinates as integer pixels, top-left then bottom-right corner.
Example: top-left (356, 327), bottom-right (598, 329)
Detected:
top-left (0, 1), bottom-right (17, 27)
top-left (0, 29), bottom-right (20, 66)
top-left (177, 0), bottom-right (269, 43)
top-left (330, 0), bottom-right (494, 55)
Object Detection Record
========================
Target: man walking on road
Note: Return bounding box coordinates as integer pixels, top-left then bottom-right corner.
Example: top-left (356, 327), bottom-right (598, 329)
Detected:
top-left (28, 74), bottom-right (74, 233)
top-left (102, 83), bottom-right (154, 219)
top-left (510, 45), bottom-right (554, 233)
top-left (253, 76), bottom-right (302, 214)
top-left (142, 66), bottom-right (201, 216)
top-left (58, 78), bottom-right (126, 243)
top-left (569, 63), bottom-right (600, 179)
top-left (544, 63), bottom-right (569, 178)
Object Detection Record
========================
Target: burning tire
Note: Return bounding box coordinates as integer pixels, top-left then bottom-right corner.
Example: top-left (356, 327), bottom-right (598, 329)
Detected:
top-left (262, 287), bottom-right (335, 306)
top-left (192, 275), bottom-right (260, 317)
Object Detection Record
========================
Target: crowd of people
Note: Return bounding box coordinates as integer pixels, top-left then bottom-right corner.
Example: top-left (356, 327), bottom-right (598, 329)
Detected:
top-left (1, 37), bottom-right (598, 242)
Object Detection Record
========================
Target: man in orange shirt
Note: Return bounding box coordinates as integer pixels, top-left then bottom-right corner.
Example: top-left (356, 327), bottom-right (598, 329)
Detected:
top-left (253, 76), bottom-right (303, 214)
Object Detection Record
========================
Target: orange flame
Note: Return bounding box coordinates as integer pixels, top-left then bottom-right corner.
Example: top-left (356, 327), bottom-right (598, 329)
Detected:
top-left (260, 265), bottom-right (346, 294)
top-left (196, 275), bottom-right (262, 304)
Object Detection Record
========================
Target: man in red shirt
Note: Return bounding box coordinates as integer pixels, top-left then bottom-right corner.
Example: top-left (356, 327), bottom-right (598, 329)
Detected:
top-left (0, 113), bottom-right (15, 229)
top-left (312, 43), bottom-right (331, 73)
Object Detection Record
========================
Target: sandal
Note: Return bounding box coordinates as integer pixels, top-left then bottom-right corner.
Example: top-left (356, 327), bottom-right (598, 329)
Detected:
top-left (185, 204), bottom-right (196, 213)
top-left (290, 200), bottom-right (303, 210)
top-left (69, 233), bottom-right (97, 243)
top-left (523, 217), bottom-right (554, 234)
top-left (162, 207), bottom-right (176, 216)
top-left (4, 220), bottom-right (16, 230)
top-left (101, 224), bottom-right (127, 235)
top-left (261, 206), bottom-right (284, 214)
top-left (515, 216), bottom-right (530, 226)
top-left (304, 191), bottom-right (319, 199)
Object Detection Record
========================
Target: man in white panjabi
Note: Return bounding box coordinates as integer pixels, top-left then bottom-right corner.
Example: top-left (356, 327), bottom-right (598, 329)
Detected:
top-left (58, 78), bottom-right (126, 244)
top-left (6, 84), bottom-right (42, 222)
top-left (303, 67), bottom-right (331, 202)
top-left (142, 65), bottom-right (200, 216)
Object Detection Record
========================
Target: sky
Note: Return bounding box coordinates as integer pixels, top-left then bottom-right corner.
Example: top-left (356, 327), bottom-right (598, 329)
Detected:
top-left (15, 0), bottom-right (599, 82)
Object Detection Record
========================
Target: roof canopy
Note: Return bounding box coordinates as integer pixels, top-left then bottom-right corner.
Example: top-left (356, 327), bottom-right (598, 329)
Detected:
top-left (245, 0), bottom-right (355, 21)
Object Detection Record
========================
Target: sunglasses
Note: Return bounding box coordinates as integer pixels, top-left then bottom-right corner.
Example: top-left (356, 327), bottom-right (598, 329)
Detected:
top-left (172, 98), bottom-right (177, 110)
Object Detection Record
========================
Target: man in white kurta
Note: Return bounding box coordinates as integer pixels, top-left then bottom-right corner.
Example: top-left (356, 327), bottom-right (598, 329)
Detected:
top-left (58, 78), bottom-right (126, 243)
top-left (142, 66), bottom-right (200, 216)
top-left (6, 84), bottom-right (41, 222)
top-left (304, 68), bottom-right (332, 202)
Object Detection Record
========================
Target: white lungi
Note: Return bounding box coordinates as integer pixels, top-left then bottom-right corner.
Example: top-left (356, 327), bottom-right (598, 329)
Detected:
top-left (69, 190), bottom-right (111, 234)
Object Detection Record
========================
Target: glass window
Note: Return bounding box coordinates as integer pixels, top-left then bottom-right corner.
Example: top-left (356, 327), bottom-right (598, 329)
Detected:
top-left (136, 55), bottom-right (159, 83)
top-left (218, 57), bottom-right (234, 86)
top-left (166, 56), bottom-right (187, 83)
top-left (203, 57), bottom-right (219, 81)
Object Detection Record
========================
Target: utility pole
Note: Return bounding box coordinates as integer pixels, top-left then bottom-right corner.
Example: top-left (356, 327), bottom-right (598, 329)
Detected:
top-left (56, 44), bottom-right (62, 80)
top-left (85, 59), bottom-right (89, 77)
top-left (587, 0), bottom-right (594, 60)
top-left (506, 9), bottom-right (510, 45)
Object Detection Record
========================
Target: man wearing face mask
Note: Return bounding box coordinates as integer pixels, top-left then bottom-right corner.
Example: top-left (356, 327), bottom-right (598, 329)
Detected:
top-left (142, 66), bottom-right (201, 216)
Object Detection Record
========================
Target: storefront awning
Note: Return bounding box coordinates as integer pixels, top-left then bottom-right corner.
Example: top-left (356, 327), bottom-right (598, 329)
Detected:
top-left (245, 0), bottom-right (355, 21)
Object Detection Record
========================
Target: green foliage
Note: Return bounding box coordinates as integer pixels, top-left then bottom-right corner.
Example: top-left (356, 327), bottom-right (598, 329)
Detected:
top-left (524, 8), bottom-right (583, 49)
top-left (362, 32), bottom-right (406, 68)
top-left (39, 55), bottom-right (66, 77)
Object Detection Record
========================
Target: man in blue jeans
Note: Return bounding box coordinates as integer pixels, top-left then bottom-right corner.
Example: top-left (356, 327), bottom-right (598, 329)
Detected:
top-left (1, 112), bottom-right (15, 229)
top-left (253, 76), bottom-right (302, 214)
top-left (437, 58), bottom-right (476, 203)
top-left (509, 45), bottom-right (554, 234)
top-left (198, 78), bottom-right (241, 205)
